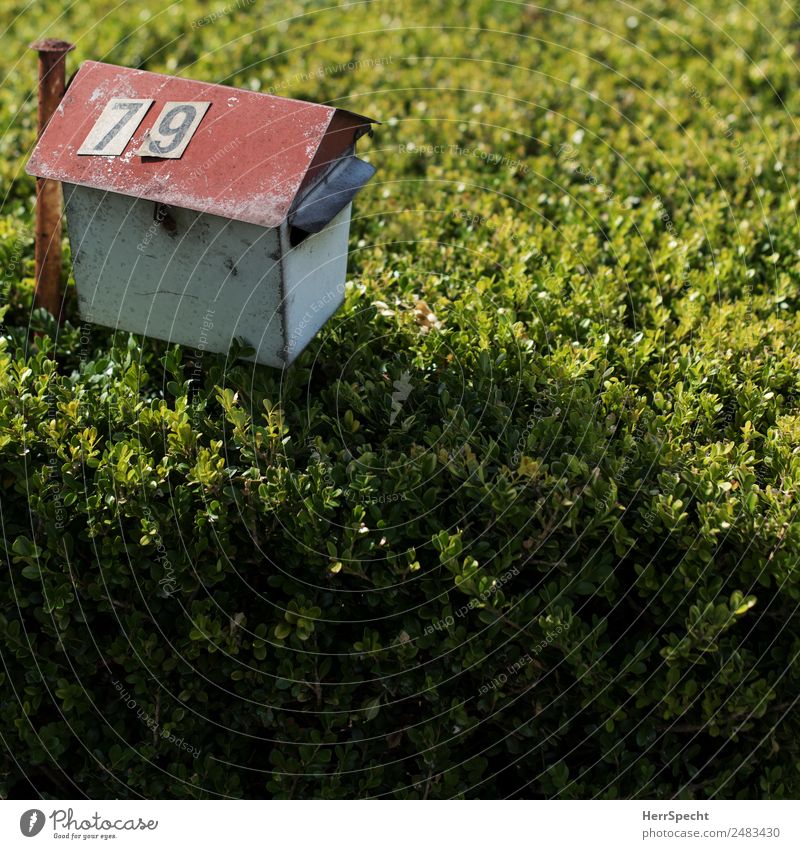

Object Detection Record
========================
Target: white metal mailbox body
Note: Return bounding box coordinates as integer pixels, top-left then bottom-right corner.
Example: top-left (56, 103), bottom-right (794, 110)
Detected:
top-left (63, 184), bottom-right (353, 367)
top-left (25, 61), bottom-right (377, 367)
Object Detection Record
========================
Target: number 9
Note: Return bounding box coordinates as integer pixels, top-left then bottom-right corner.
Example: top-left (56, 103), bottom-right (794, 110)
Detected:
top-left (149, 104), bottom-right (198, 155)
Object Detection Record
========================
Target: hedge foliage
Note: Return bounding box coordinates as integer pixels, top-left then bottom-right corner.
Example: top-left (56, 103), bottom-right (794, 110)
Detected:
top-left (2, 0), bottom-right (800, 798)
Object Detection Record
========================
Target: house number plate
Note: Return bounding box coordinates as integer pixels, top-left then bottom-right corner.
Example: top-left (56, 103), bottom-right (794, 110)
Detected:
top-left (136, 101), bottom-right (211, 158)
top-left (78, 99), bottom-right (210, 159)
top-left (77, 98), bottom-right (153, 156)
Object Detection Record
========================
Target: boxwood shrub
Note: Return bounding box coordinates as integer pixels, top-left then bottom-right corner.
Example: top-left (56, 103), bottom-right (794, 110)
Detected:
top-left (2, 0), bottom-right (800, 800)
top-left (1, 268), bottom-right (799, 798)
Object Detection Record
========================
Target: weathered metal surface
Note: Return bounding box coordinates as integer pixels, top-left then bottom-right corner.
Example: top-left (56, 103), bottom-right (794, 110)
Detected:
top-left (280, 205), bottom-right (352, 362)
top-left (64, 183), bottom-right (354, 367)
top-left (30, 38), bottom-right (74, 319)
top-left (27, 61), bottom-right (375, 229)
top-left (299, 110), bottom-right (375, 193)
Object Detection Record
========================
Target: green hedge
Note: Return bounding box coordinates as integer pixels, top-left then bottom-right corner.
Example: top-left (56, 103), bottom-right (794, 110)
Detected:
top-left (3, 0), bottom-right (800, 800)
top-left (1, 280), bottom-right (799, 797)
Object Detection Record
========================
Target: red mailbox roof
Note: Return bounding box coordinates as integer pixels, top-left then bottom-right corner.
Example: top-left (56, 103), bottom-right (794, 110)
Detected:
top-left (26, 60), bottom-right (375, 229)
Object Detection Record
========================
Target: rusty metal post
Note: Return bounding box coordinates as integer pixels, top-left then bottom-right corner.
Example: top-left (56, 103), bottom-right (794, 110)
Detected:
top-left (29, 39), bottom-right (74, 320)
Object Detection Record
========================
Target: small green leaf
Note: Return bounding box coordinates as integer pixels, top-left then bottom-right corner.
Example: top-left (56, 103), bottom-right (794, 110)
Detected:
top-left (364, 697), bottom-right (381, 721)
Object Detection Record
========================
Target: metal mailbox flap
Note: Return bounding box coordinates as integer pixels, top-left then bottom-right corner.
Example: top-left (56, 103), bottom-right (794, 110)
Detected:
top-left (289, 155), bottom-right (375, 235)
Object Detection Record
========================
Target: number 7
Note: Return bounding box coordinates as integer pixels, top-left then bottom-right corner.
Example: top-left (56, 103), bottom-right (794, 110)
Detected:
top-left (93, 101), bottom-right (145, 151)
top-left (78, 99), bottom-right (153, 156)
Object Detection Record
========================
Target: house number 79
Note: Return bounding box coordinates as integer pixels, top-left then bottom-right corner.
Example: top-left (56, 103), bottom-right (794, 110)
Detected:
top-left (78, 99), bottom-right (211, 160)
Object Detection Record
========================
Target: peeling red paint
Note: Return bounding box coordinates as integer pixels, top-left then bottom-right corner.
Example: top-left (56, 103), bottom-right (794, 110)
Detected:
top-left (26, 61), bottom-right (376, 229)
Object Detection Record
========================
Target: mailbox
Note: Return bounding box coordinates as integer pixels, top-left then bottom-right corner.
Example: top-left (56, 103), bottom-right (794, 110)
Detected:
top-left (26, 61), bottom-right (377, 367)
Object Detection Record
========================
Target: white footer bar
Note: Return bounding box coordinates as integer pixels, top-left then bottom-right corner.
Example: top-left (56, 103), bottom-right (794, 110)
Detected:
top-left (2, 800), bottom-right (797, 848)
